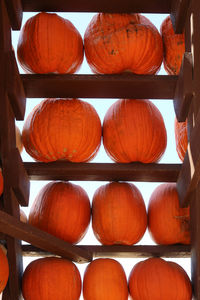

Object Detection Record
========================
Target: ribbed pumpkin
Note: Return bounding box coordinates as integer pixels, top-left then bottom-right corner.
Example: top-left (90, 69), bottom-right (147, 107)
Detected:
top-left (17, 12), bottom-right (83, 74)
top-left (83, 258), bottom-right (128, 300)
top-left (29, 181), bottom-right (91, 244)
top-left (22, 98), bottom-right (102, 162)
top-left (175, 118), bottom-right (188, 161)
top-left (22, 257), bottom-right (81, 300)
top-left (148, 183), bottom-right (190, 245)
top-left (84, 13), bottom-right (163, 75)
top-left (92, 182), bottom-right (147, 245)
top-left (0, 245), bottom-right (9, 294)
top-left (128, 257), bottom-right (192, 300)
top-left (103, 99), bottom-right (167, 163)
top-left (161, 15), bottom-right (185, 75)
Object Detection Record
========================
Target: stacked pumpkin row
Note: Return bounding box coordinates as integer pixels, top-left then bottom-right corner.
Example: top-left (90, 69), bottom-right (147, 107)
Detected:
top-left (17, 12), bottom-right (184, 76)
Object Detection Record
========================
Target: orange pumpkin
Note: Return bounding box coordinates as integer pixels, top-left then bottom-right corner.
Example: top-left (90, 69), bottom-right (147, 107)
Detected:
top-left (22, 98), bottom-right (102, 163)
top-left (148, 183), bottom-right (190, 245)
top-left (128, 257), bottom-right (192, 300)
top-left (92, 182), bottom-right (147, 245)
top-left (175, 118), bottom-right (188, 161)
top-left (103, 99), bottom-right (167, 163)
top-left (84, 13), bottom-right (163, 75)
top-left (83, 258), bottom-right (128, 300)
top-left (17, 12), bottom-right (83, 74)
top-left (0, 245), bottom-right (9, 294)
top-left (160, 15), bottom-right (185, 75)
top-left (22, 257), bottom-right (81, 300)
top-left (29, 181), bottom-right (91, 244)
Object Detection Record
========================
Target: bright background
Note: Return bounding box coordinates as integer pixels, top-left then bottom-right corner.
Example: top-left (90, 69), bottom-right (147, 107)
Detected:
top-left (1, 11), bottom-right (191, 299)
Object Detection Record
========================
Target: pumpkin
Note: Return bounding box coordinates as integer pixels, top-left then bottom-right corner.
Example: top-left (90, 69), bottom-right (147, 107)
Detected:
top-left (83, 258), bottom-right (128, 300)
top-left (15, 125), bottom-right (23, 153)
top-left (160, 15), bottom-right (185, 75)
top-left (84, 13), bottom-right (163, 75)
top-left (22, 98), bottom-right (102, 163)
top-left (0, 168), bottom-right (3, 196)
top-left (17, 12), bottom-right (83, 74)
top-left (128, 257), bottom-right (192, 300)
top-left (0, 245), bottom-right (9, 294)
top-left (103, 99), bottom-right (167, 163)
top-left (20, 209), bottom-right (27, 223)
top-left (148, 183), bottom-right (190, 245)
top-left (22, 257), bottom-right (81, 300)
top-left (28, 181), bottom-right (91, 244)
top-left (92, 182), bottom-right (147, 245)
top-left (175, 118), bottom-right (188, 161)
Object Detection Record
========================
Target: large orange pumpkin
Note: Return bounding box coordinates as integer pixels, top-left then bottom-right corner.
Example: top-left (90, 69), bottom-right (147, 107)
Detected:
top-left (84, 13), bottom-right (163, 74)
top-left (22, 98), bottom-right (102, 162)
top-left (0, 245), bottom-right (9, 294)
top-left (92, 182), bottom-right (147, 245)
top-left (148, 183), bottom-right (190, 245)
top-left (128, 257), bottom-right (192, 300)
top-left (174, 118), bottom-right (188, 161)
top-left (160, 15), bottom-right (185, 75)
top-left (17, 12), bottom-right (83, 74)
top-left (22, 257), bottom-right (81, 300)
top-left (103, 99), bottom-right (167, 163)
top-left (83, 258), bottom-right (128, 300)
top-left (29, 181), bottom-right (91, 244)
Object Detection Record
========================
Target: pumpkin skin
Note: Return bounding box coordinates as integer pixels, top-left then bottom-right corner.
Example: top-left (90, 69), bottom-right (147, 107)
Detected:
top-left (175, 118), bottom-right (188, 161)
top-left (103, 99), bottom-right (167, 163)
top-left (83, 258), bottom-right (128, 300)
top-left (161, 15), bottom-right (185, 75)
top-left (0, 245), bottom-right (9, 294)
top-left (22, 257), bottom-right (81, 300)
top-left (148, 183), bottom-right (190, 245)
top-left (128, 257), bottom-right (192, 300)
top-left (92, 182), bottom-right (147, 245)
top-left (84, 13), bottom-right (163, 75)
top-left (17, 12), bottom-right (83, 74)
top-left (22, 98), bottom-right (102, 163)
top-left (29, 181), bottom-right (91, 244)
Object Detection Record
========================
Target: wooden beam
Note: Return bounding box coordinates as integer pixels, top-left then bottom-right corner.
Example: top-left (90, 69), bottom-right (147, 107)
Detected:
top-left (170, 0), bottom-right (191, 33)
top-left (24, 162), bottom-right (181, 182)
top-left (6, 50), bottom-right (26, 121)
top-left (0, 0), bottom-right (12, 52)
top-left (173, 52), bottom-right (193, 122)
top-left (21, 74), bottom-right (177, 99)
top-left (22, 244), bottom-right (191, 259)
top-left (4, 0), bottom-right (23, 30)
top-left (21, 0), bottom-right (171, 13)
top-left (0, 210), bottom-right (92, 263)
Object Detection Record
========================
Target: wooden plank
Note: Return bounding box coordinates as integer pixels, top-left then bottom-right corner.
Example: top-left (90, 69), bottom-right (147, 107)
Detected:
top-left (173, 52), bottom-right (193, 122)
top-left (4, 0), bottom-right (23, 30)
top-left (0, 0), bottom-right (12, 52)
top-left (21, 0), bottom-right (171, 13)
top-left (24, 162), bottom-right (181, 182)
top-left (6, 50), bottom-right (26, 121)
top-left (0, 210), bottom-right (92, 263)
top-left (21, 74), bottom-right (177, 99)
top-left (170, 0), bottom-right (191, 33)
top-left (190, 182), bottom-right (200, 300)
top-left (22, 244), bottom-right (191, 259)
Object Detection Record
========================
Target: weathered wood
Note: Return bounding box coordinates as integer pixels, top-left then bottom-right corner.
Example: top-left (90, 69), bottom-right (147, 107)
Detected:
top-left (22, 244), bottom-right (191, 259)
top-left (173, 52), bottom-right (193, 122)
top-left (0, 0), bottom-right (12, 52)
top-left (170, 0), bottom-right (191, 33)
top-left (24, 162), bottom-right (181, 182)
top-left (21, 0), bottom-right (171, 13)
top-left (21, 74), bottom-right (177, 99)
top-left (4, 0), bottom-right (23, 30)
top-left (0, 210), bottom-right (92, 263)
top-left (6, 50), bottom-right (26, 121)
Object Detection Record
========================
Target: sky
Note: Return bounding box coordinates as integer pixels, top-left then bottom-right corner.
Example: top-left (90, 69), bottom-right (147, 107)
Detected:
top-left (3, 11), bottom-right (191, 300)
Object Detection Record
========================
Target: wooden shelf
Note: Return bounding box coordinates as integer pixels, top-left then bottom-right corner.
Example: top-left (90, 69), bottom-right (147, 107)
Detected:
top-left (24, 162), bottom-right (181, 182)
top-left (21, 74), bottom-right (177, 99)
top-left (21, 0), bottom-right (172, 13)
